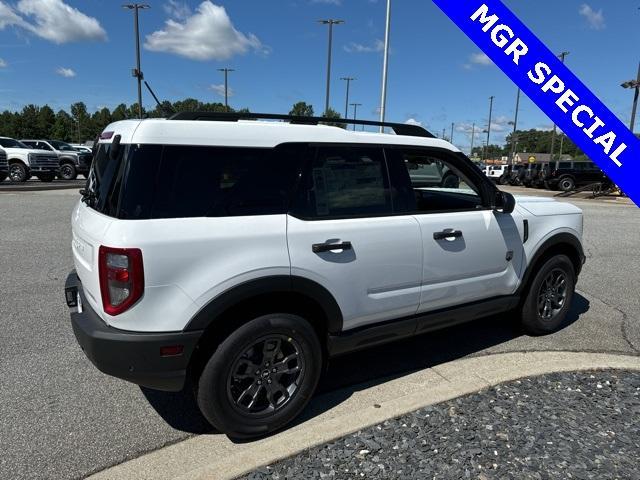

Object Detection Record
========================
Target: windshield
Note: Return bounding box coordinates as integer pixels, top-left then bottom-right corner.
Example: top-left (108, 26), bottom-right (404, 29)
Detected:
top-left (0, 138), bottom-right (28, 149)
top-left (49, 140), bottom-right (76, 151)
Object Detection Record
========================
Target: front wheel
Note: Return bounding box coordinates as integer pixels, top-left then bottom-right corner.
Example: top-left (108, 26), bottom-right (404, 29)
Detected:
top-left (9, 162), bottom-right (27, 182)
top-left (196, 314), bottom-right (322, 438)
top-left (521, 254), bottom-right (575, 335)
top-left (59, 163), bottom-right (77, 181)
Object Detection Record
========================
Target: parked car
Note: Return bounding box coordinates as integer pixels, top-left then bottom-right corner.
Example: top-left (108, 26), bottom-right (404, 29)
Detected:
top-left (530, 162), bottom-right (550, 189)
top-left (65, 113), bottom-right (585, 438)
top-left (0, 137), bottom-right (59, 182)
top-left (0, 146), bottom-right (7, 182)
top-left (485, 164), bottom-right (507, 182)
top-left (21, 139), bottom-right (92, 180)
top-left (521, 163), bottom-right (545, 187)
top-left (70, 144), bottom-right (93, 154)
top-left (543, 160), bottom-right (610, 192)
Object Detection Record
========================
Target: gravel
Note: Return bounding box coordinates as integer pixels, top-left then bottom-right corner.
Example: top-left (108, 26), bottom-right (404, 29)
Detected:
top-left (241, 370), bottom-right (640, 480)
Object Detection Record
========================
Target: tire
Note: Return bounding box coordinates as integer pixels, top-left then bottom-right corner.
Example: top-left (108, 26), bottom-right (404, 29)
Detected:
top-left (558, 176), bottom-right (575, 192)
top-left (9, 162), bottom-right (27, 182)
top-left (59, 162), bottom-right (77, 181)
top-left (196, 313), bottom-right (322, 438)
top-left (37, 173), bottom-right (55, 182)
top-left (498, 175), bottom-right (508, 186)
top-left (0, 172), bottom-right (6, 183)
top-left (521, 254), bottom-right (575, 336)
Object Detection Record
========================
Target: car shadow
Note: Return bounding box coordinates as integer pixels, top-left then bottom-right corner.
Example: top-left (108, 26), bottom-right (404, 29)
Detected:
top-left (141, 293), bottom-right (589, 437)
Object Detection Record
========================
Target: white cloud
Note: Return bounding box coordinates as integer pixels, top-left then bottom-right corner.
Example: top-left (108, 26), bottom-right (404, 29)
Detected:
top-left (56, 66), bottom-right (75, 77)
top-left (405, 118), bottom-right (422, 126)
top-left (463, 52), bottom-right (493, 70)
top-left (0, 0), bottom-right (106, 43)
top-left (311, 0), bottom-right (341, 4)
top-left (0, 58), bottom-right (6, 68)
top-left (344, 39), bottom-right (384, 53)
top-left (579, 4), bottom-right (605, 30)
top-left (16, 0), bottom-right (107, 43)
top-left (145, 1), bottom-right (265, 61)
top-left (164, 0), bottom-right (191, 20)
top-left (0, 1), bottom-right (29, 29)
top-left (209, 83), bottom-right (234, 98)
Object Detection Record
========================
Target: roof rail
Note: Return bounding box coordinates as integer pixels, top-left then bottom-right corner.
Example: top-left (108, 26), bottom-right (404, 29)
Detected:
top-left (167, 111), bottom-right (435, 138)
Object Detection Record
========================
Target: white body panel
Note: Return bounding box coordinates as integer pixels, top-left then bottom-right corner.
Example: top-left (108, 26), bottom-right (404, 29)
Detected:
top-left (287, 215), bottom-right (422, 331)
top-left (69, 119), bottom-right (584, 334)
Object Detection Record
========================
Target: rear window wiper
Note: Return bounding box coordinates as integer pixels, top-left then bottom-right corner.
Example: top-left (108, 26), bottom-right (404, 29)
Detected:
top-left (79, 188), bottom-right (97, 206)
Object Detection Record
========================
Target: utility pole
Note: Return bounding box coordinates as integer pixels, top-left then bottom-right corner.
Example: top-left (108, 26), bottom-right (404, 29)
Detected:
top-left (621, 62), bottom-right (640, 133)
top-left (550, 51), bottom-right (570, 159)
top-left (379, 0), bottom-right (391, 132)
top-left (470, 122), bottom-right (476, 156)
top-left (123, 3), bottom-right (150, 119)
top-left (509, 87), bottom-right (521, 164)
top-left (217, 68), bottom-right (235, 110)
top-left (341, 77), bottom-right (355, 119)
top-left (442, 128), bottom-right (446, 140)
top-left (450, 122), bottom-right (455, 144)
top-left (350, 102), bottom-right (362, 131)
top-left (318, 19), bottom-right (344, 115)
top-left (486, 96), bottom-right (495, 152)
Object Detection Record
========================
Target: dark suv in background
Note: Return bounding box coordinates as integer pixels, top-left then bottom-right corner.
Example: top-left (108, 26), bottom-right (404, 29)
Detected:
top-left (543, 161), bottom-right (610, 191)
top-left (21, 139), bottom-right (92, 180)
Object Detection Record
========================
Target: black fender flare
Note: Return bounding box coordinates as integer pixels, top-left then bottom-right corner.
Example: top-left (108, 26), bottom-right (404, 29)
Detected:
top-left (183, 275), bottom-right (343, 334)
top-left (515, 232), bottom-right (585, 298)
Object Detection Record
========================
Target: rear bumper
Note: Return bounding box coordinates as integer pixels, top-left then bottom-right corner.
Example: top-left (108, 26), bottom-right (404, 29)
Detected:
top-left (65, 271), bottom-right (202, 391)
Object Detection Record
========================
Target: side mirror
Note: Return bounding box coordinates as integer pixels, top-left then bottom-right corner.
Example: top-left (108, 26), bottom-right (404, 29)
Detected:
top-left (497, 191), bottom-right (516, 214)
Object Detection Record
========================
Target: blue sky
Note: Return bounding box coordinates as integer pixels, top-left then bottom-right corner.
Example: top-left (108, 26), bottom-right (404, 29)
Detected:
top-left (0, 0), bottom-right (637, 152)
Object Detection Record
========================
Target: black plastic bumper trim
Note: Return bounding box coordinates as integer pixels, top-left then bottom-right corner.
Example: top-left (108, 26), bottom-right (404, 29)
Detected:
top-left (66, 271), bottom-right (202, 392)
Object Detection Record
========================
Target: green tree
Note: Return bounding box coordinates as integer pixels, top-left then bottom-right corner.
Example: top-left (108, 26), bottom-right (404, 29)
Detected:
top-left (289, 102), bottom-right (314, 117)
top-left (111, 103), bottom-right (128, 122)
top-left (321, 107), bottom-right (346, 128)
top-left (37, 105), bottom-right (56, 138)
top-left (70, 102), bottom-right (94, 143)
top-left (91, 107), bottom-right (112, 137)
top-left (51, 110), bottom-right (74, 141)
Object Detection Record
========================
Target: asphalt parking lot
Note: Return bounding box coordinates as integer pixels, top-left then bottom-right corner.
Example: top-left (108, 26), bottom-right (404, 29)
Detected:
top-left (0, 188), bottom-right (638, 480)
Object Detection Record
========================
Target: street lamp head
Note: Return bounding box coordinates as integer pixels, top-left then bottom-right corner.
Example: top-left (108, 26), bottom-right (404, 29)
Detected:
top-left (622, 80), bottom-right (640, 89)
top-left (122, 3), bottom-right (150, 9)
top-left (318, 19), bottom-right (344, 24)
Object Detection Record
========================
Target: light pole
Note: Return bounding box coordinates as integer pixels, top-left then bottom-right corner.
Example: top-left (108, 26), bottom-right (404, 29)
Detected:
top-left (318, 19), bottom-right (344, 115)
top-left (350, 102), bottom-right (362, 131)
top-left (486, 96), bottom-right (494, 151)
top-left (123, 3), bottom-right (150, 119)
top-left (341, 77), bottom-right (355, 119)
top-left (450, 122), bottom-right (455, 144)
top-left (217, 68), bottom-right (235, 110)
top-left (379, 0), bottom-right (391, 132)
top-left (509, 87), bottom-right (521, 164)
top-left (470, 122), bottom-right (476, 156)
top-left (621, 62), bottom-right (640, 133)
top-left (442, 128), bottom-right (446, 140)
top-left (550, 51), bottom-right (569, 159)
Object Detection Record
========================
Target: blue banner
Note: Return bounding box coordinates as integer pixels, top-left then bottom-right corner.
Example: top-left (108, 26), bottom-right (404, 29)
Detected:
top-left (432, 0), bottom-right (640, 206)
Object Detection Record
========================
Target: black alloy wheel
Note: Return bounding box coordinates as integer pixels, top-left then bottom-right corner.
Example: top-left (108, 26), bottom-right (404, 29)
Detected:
top-left (9, 163), bottom-right (27, 182)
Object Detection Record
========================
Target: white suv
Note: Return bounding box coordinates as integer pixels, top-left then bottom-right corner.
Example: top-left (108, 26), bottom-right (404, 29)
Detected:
top-left (65, 113), bottom-right (585, 438)
top-left (0, 137), bottom-right (60, 182)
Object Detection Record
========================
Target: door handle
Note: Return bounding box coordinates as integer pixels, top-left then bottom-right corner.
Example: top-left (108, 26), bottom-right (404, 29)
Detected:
top-left (433, 230), bottom-right (462, 240)
top-left (312, 241), bottom-right (352, 253)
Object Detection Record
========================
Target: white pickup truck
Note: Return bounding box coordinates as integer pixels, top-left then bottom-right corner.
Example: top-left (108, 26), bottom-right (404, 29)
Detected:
top-left (0, 137), bottom-right (60, 182)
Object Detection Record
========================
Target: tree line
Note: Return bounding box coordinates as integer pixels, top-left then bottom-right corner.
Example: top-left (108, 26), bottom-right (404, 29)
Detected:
top-left (0, 99), bottom-right (344, 143)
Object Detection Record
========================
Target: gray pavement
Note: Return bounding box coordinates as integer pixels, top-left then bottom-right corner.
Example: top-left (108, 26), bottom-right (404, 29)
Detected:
top-left (0, 189), bottom-right (638, 480)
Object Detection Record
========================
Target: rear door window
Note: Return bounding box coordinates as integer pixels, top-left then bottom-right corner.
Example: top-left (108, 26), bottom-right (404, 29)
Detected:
top-left (291, 146), bottom-right (392, 219)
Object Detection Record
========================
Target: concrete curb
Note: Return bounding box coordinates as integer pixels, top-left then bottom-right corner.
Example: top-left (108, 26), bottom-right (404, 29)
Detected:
top-left (0, 182), bottom-right (83, 193)
top-left (89, 351), bottom-right (640, 480)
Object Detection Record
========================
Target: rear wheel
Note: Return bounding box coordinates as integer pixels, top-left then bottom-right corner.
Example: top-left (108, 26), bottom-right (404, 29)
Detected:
top-left (441, 173), bottom-right (460, 189)
top-left (9, 162), bottom-right (27, 182)
top-left (521, 254), bottom-right (575, 335)
top-left (196, 313), bottom-right (322, 438)
top-left (558, 176), bottom-right (575, 192)
top-left (59, 162), bottom-right (77, 181)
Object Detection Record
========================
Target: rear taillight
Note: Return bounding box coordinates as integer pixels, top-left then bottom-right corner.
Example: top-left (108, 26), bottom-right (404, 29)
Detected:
top-left (98, 246), bottom-right (144, 316)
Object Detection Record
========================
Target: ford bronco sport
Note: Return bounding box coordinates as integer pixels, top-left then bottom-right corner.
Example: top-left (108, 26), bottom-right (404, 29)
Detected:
top-left (65, 113), bottom-right (585, 438)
